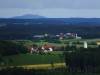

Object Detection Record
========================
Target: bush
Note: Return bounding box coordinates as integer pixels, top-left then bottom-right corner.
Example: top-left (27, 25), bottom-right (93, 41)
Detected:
top-left (0, 41), bottom-right (27, 56)
top-left (64, 47), bottom-right (100, 72)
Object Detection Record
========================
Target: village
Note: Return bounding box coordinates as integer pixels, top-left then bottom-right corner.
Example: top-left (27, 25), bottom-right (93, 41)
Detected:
top-left (29, 32), bottom-right (81, 53)
top-left (27, 33), bottom-right (100, 54)
top-left (33, 32), bottom-right (82, 40)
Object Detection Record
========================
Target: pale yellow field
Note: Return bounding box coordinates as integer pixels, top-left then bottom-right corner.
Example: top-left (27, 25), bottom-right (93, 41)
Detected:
top-left (0, 63), bottom-right (66, 70)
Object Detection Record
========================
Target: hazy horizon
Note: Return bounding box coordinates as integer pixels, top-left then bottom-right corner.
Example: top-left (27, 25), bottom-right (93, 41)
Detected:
top-left (0, 0), bottom-right (100, 18)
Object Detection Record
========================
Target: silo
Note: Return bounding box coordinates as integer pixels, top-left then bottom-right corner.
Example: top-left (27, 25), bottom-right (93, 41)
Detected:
top-left (84, 41), bottom-right (88, 48)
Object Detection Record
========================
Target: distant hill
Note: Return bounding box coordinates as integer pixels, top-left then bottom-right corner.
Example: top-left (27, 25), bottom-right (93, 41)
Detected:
top-left (12, 14), bottom-right (46, 19)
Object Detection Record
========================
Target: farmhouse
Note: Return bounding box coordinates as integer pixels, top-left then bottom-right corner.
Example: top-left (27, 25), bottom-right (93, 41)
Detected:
top-left (33, 35), bottom-right (44, 39)
top-left (30, 44), bottom-right (38, 54)
top-left (41, 44), bottom-right (54, 53)
top-left (65, 33), bottom-right (82, 39)
top-left (29, 44), bottom-right (54, 54)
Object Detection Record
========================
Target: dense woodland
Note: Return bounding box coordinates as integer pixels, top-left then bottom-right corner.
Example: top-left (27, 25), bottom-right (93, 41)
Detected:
top-left (65, 47), bottom-right (100, 72)
top-left (0, 19), bottom-right (100, 40)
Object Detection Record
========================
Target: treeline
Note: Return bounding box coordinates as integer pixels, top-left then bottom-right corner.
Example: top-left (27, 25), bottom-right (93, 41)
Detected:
top-left (0, 67), bottom-right (99, 75)
top-left (64, 47), bottom-right (100, 72)
top-left (0, 68), bottom-right (68, 75)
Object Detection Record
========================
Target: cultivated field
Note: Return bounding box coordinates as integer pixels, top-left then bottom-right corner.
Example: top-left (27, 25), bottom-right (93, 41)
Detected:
top-left (0, 51), bottom-right (65, 69)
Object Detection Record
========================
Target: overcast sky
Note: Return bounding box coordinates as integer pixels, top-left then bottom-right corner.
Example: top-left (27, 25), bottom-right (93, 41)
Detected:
top-left (0, 0), bottom-right (100, 18)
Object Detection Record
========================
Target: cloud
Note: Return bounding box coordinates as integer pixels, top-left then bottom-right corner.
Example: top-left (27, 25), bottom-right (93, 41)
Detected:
top-left (1, 8), bottom-right (100, 18)
top-left (0, 0), bottom-right (100, 9)
top-left (0, 0), bottom-right (100, 18)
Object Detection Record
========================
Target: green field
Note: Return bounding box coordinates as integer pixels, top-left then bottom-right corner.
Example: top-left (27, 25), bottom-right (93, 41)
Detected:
top-left (10, 38), bottom-right (100, 48)
top-left (0, 51), bottom-right (64, 66)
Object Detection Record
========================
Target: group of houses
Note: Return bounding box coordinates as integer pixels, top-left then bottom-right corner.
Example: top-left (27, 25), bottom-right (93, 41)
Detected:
top-left (28, 41), bottom-right (89, 54)
top-left (28, 40), bottom-right (100, 54)
top-left (33, 33), bottom-right (82, 40)
top-left (29, 44), bottom-right (54, 54)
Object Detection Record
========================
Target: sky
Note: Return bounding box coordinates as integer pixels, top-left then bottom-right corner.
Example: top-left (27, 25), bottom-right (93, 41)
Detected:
top-left (0, 0), bottom-right (100, 18)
